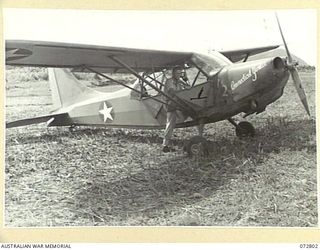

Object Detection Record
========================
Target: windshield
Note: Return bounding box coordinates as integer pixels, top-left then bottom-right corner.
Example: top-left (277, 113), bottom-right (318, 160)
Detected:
top-left (190, 51), bottom-right (232, 76)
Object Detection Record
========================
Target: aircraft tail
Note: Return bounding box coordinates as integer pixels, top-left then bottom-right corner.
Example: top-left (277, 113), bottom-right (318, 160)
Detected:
top-left (48, 68), bottom-right (99, 111)
top-left (6, 113), bottom-right (70, 128)
top-left (7, 68), bottom-right (100, 129)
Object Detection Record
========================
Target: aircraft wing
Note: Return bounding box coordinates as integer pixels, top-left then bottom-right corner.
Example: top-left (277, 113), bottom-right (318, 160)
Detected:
top-left (6, 40), bottom-right (193, 73)
top-left (6, 40), bottom-right (279, 72)
top-left (220, 45), bottom-right (280, 63)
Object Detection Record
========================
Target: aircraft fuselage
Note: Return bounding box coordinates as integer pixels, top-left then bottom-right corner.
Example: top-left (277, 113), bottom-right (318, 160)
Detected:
top-left (49, 57), bottom-right (290, 129)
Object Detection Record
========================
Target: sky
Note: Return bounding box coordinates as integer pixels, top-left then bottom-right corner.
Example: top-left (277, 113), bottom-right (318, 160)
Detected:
top-left (3, 8), bottom-right (317, 65)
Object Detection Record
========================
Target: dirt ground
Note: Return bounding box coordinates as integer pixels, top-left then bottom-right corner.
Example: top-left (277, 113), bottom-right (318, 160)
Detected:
top-left (4, 68), bottom-right (317, 227)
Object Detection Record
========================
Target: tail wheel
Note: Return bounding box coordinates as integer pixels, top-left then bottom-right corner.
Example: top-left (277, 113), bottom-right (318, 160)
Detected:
top-left (235, 121), bottom-right (255, 138)
top-left (69, 124), bottom-right (77, 132)
top-left (184, 136), bottom-right (209, 157)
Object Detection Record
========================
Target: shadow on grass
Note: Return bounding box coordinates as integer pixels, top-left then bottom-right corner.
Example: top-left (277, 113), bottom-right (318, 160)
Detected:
top-left (6, 117), bottom-right (316, 226)
top-left (7, 117), bottom-right (316, 152)
top-left (67, 118), bottom-right (315, 225)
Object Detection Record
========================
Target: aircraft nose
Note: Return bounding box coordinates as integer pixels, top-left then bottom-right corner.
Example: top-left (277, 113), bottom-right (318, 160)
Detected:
top-left (273, 57), bottom-right (286, 70)
top-left (272, 57), bottom-right (289, 82)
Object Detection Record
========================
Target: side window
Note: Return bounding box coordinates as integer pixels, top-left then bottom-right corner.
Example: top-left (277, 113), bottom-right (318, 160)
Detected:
top-left (142, 71), bottom-right (167, 97)
top-left (185, 67), bottom-right (208, 87)
top-left (130, 78), bottom-right (149, 100)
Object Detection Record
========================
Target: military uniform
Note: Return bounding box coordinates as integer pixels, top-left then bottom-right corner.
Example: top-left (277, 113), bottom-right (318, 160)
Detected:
top-left (162, 77), bottom-right (185, 147)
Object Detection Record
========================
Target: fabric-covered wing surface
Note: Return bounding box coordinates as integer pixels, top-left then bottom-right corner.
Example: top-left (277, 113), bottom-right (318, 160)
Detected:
top-left (6, 40), bottom-right (280, 71)
top-left (6, 40), bottom-right (193, 73)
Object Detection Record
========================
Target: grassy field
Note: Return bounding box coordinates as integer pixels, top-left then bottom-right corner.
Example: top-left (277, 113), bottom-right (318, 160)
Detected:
top-left (5, 67), bottom-right (317, 227)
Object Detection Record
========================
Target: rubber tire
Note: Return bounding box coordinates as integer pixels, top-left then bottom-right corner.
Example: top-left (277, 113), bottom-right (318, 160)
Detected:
top-left (235, 121), bottom-right (255, 138)
top-left (184, 136), bottom-right (209, 157)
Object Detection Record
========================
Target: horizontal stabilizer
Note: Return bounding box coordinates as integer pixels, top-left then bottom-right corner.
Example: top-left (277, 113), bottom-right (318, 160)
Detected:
top-left (6, 113), bottom-right (69, 129)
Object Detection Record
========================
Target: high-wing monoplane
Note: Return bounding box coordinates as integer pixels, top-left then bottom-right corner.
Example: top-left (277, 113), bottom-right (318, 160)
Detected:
top-left (5, 15), bottom-right (310, 156)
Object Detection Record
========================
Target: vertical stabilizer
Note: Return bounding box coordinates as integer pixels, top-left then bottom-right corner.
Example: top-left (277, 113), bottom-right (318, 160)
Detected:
top-left (48, 68), bottom-right (98, 111)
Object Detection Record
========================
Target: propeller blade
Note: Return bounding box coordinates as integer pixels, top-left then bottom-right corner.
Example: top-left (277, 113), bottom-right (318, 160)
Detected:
top-left (276, 12), bottom-right (310, 116)
top-left (275, 13), bottom-right (293, 63)
top-left (290, 67), bottom-right (311, 116)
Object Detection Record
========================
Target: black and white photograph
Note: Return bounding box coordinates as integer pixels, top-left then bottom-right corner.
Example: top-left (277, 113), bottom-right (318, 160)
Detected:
top-left (4, 8), bottom-right (317, 228)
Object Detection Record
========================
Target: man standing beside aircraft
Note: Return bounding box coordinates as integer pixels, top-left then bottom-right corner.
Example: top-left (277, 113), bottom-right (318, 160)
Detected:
top-left (162, 65), bottom-right (188, 153)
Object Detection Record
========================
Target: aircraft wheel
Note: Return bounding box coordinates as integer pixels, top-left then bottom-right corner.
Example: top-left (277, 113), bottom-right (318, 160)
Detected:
top-left (184, 136), bottom-right (209, 157)
top-left (235, 121), bottom-right (255, 138)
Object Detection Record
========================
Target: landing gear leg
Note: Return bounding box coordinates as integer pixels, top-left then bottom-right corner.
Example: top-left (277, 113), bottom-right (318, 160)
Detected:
top-left (197, 119), bottom-right (205, 137)
top-left (228, 118), bottom-right (255, 138)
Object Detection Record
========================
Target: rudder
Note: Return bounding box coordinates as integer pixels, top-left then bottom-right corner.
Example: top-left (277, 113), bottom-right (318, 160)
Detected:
top-left (48, 68), bottom-right (98, 111)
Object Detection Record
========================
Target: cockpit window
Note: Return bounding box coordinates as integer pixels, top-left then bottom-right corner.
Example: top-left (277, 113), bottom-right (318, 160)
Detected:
top-left (191, 52), bottom-right (232, 76)
top-left (130, 51), bottom-right (233, 98)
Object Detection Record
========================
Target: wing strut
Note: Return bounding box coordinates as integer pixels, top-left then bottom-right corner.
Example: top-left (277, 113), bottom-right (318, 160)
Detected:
top-left (109, 56), bottom-right (197, 117)
top-left (191, 70), bottom-right (201, 87)
top-left (83, 65), bottom-right (168, 105)
top-left (145, 74), bottom-right (165, 89)
top-left (243, 53), bottom-right (250, 62)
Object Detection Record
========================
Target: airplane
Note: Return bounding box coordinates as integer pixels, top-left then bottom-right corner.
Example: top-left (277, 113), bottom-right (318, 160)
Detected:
top-left (5, 15), bottom-right (310, 156)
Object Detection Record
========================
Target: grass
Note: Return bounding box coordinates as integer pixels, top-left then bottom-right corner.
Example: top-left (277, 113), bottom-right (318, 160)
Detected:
top-left (4, 67), bottom-right (317, 227)
top-left (5, 66), bottom-right (136, 88)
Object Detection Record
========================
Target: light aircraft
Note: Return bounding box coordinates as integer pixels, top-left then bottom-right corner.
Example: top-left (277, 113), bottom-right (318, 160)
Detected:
top-left (5, 16), bottom-right (310, 156)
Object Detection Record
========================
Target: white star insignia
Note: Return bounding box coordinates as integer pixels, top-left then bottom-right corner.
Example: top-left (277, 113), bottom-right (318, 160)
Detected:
top-left (99, 102), bottom-right (113, 122)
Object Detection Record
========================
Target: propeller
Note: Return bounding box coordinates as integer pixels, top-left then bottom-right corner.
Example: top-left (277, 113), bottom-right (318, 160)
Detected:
top-left (275, 13), bottom-right (310, 116)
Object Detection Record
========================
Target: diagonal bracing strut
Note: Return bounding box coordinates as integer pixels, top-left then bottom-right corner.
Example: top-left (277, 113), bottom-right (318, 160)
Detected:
top-left (82, 65), bottom-right (168, 106)
top-left (108, 55), bottom-right (197, 118)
